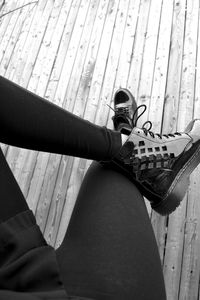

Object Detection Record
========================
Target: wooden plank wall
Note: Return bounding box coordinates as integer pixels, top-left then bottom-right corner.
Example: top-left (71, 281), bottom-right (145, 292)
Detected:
top-left (1, 0), bottom-right (200, 299)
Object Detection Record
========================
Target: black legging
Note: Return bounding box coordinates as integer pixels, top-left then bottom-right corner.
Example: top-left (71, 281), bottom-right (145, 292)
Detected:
top-left (0, 76), bottom-right (166, 299)
top-left (0, 75), bottom-right (121, 222)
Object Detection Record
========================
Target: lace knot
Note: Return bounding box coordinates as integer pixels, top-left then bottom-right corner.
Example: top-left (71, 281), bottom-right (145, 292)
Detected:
top-left (108, 101), bottom-right (182, 139)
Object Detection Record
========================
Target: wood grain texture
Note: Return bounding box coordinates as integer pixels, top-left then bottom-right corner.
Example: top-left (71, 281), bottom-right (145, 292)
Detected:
top-left (1, 1), bottom-right (200, 299)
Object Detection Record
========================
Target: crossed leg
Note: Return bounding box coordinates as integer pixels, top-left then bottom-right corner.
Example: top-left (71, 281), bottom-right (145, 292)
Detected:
top-left (56, 162), bottom-right (166, 300)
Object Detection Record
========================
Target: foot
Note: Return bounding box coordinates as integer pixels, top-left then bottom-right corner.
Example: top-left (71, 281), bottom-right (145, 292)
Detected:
top-left (112, 88), bottom-right (137, 135)
top-left (109, 109), bottom-right (200, 215)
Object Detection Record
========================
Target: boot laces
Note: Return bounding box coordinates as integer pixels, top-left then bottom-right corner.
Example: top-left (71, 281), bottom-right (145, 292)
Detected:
top-left (108, 104), bottom-right (132, 122)
top-left (132, 104), bottom-right (182, 139)
top-left (108, 102), bottom-right (182, 138)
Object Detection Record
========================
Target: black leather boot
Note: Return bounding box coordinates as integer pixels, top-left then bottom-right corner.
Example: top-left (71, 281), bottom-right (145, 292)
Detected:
top-left (108, 105), bottom-right (200, 215)
top-left (112, 88), bottom-right (137, 135)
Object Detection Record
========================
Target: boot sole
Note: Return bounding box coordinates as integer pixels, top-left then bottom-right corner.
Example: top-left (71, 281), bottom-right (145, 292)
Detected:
top-left (152, 143), bottom-right (200, 215)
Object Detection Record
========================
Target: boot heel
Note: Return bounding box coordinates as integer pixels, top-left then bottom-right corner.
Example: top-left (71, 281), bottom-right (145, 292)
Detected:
top-left (152, 176), bottom-right (189, 215)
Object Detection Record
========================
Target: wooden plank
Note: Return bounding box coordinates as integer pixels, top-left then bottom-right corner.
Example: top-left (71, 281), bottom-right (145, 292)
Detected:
top-left (33, 0), bottom-right (73, 94)
top-left (20, 0), bottom-right (55, 87)
top-left (163, 198), bottom-right (187, 300)
top-left (179, 170), bottom-right (200, 300)
top-left (44, 155), bottom-right (75, 245)
top-left (113, 0), bottom-right (141, 89)
top-left (127, 0), bottom-right (151, 99)
top-left (6, 146), bottom-right (23, 178)
top-left (163, 0), bottom-right (199, 299)
top-left (162, 0), bottom-right (186, 135)
top-left (27, 152), bottom-right (51, 212)
top-left (177, 0), bottom-right (199, 131)
top-left (4, 2), bottom-right (38, 80)
top-left (0, 0), bottom-right (26, 66)
top-left (34, 153), bottom-right (61, 232)
top-left (63, 0), bottom-right (100, 114)
top-left (0, 2), bottom-right (30, 75)
top-left (45, 0), bottom-right (82, 101)
top-left (136, 0), bottom-right (163, 124)
top-left (28, 0), bottom-right (66, 94)
top-left (0, 1), bottom-right (18, 46)
top-left (144, 0), bottom-right (172, 124)
top-left (49, 0), bottom-right (91, 109)
top-left (71, 0), bottom-right (106, 119)
top-left (11, 0), bottom-right (48, 85)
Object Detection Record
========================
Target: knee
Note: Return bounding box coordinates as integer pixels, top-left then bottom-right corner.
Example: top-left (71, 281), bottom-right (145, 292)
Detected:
top-left (83, 161), bottom-right (145, 209)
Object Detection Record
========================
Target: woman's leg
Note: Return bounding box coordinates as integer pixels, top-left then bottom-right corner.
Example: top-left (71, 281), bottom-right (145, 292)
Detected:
top-left (56, 162), bottom-right (166, 300)
top-left (0, 76), bottom-right (121, 161)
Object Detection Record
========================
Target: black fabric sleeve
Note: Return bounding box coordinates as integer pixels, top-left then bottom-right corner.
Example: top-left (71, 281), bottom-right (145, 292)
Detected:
top-left (0, 210), bottom-right (94, 300)
top-left (0, 210), bottom-right (67, 296)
